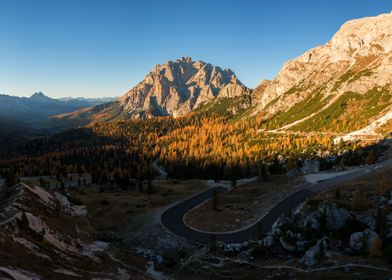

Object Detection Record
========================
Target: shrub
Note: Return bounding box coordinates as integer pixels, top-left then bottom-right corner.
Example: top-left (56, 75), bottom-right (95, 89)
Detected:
top-left (351, 191), bottom-right (369, 210)
top-left (375, 208), bottom-right (385, 237)
top-left (335, 189), bottom-right (341, 199)
top-left (251, 245), bottom-right (269, 259)
top-left (100, 200), bottom-right (110, 206)
top-left (209, 235), bottom-right (217, 252)
top-left (316, 241), bottom-right (325, 260)
top-left (383, 244), bottom-right (392, 264)
top-left (378, 176), bottom-right (389, 197)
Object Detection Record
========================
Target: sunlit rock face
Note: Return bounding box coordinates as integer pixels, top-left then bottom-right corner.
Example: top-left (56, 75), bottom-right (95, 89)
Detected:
top-left (56, 57), bottom-right (250, 123)
top-left (252, 12), bottom-right (392, 119)
top-left (118, 57), bottom-right (250, 118)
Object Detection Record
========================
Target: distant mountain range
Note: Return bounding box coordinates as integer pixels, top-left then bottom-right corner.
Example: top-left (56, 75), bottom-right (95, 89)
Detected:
top-left (58, 96), bottom-right (118, 106)
top-left (0, 92), bottom-right (116, 127)
top-left (3, 12), bottom-right (392, 141)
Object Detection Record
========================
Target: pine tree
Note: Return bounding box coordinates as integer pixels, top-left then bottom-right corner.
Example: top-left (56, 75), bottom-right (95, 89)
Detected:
top-left (209, 234), bottom-right (217, 253)
top-left (335, 189), bottom-right (341, 199)
top-left (352, 191), bottom-right (369, 210)
top-left (212, 190), bottom-right (219, 212)
top-left (378, 176), bottom-right (388, 197)
top-left (4, 170), bottom-right (17, 199)
top-left (231, 178), bottom-right (237, 188)
top-left (365, 151), bottom-right (375, 165)
top-left (256, 223), bottom-right (264, 240)
top-left (138, 178), bottom-right (144, 193)
top-left (375, 208), bottom-right (385, 237)
top-left (317, 240), bottom-right (325, 260)
top-left (146, 178), bottom-right (154, 194)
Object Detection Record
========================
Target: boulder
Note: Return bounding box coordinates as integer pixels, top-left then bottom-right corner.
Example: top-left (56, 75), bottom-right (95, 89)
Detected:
top-left (300, 160), bottom-right (320, 174)
top-left (320, 203), bottom-right (351, 230)
top-left (350, 232), bottom-right (366, 252)
top-left (279, 236), bottom-right (296, 252)
top-left (349, 229), bottom-right (378, 253)
top-left (279, 230), bottom-right (307, 252)
top-left (301, 211), bottom-right (320, 230)
top-left (302, 244), bottom-right (319, 266)
top-left (262, 235), bottom-right (274, 247)
top-left (302, 238), bottom-right (329, 266)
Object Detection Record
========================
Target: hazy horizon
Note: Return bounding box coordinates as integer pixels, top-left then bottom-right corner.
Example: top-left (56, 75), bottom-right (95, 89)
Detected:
top-left (1, 0), bottom-right (391, 98)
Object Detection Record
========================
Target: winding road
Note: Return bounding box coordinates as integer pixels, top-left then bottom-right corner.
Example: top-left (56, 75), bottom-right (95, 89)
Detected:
top-left (161, 157), bottom-right (392, 244)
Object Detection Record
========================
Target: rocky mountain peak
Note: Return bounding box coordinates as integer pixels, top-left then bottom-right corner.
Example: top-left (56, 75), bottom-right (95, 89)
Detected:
top-left (55, 58), bottom-right (251, 124)
top-left (30, 92), bottom-right (49, 100)
top-left (329, 12), bottom-right (392, 54)
top-left (119, 58), bottom-right (250, 118)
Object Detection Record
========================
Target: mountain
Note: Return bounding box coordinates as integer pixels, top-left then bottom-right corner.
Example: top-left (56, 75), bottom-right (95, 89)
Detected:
top-left (0, 92), bottom-right (112, 128)
top-left (57, 13), bottom-right (392, 136)
top-left (253, 12), bottom-right (392, 136)
top-left (54, 57), bottom-right (251, 125)
top-left (58, 96), bottom-right (117, 107)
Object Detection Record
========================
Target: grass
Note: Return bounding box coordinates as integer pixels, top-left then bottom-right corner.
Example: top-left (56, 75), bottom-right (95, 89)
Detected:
top-left (292, 87), bottom-right (391, 132)
top-left (331, 71), bottom-right (355, 92)
top-left (265, 92), bottom-right (332, 129)
top-left (264, 96), bottom-right (280, 111)
top-left (284, 86), bottom-right (302, 95)
top-left (332, 69), bottom-right (373, 91)
top-left (72, 180), bottom-right (207, 235)
top-left (347, 69), bottom-right (373, 84)
top-left (196, 96), bottom-right (252, 118)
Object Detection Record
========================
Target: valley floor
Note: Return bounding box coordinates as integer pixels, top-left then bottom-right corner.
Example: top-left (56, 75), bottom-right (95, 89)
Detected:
top-left (1, 141), bottom-right (392, 279)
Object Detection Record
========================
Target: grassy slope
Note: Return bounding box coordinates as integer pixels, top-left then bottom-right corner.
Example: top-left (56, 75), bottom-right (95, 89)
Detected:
top-left (196, 95), bottom-right (252, 120)
top-left (265, 91), bottom-right (332, 129)
top-left (291, 87), bottom-right (391, 132)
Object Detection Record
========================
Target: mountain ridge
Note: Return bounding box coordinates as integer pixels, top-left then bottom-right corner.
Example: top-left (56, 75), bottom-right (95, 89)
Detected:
top-left (0, 92), bottom-right (115, 128)
top-left (251, 11), bottom-right (392, 136)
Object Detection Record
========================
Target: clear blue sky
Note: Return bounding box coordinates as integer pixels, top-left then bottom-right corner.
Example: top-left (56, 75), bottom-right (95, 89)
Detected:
top-left (0, 0), bottom-right (391, 98)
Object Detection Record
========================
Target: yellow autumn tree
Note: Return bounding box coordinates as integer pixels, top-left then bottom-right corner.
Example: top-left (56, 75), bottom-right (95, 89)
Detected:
top-left (369, 234), bottom-right (382, 257)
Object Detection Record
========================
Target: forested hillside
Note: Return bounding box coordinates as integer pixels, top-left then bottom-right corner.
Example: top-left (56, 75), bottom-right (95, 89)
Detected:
top-left (0, 109), bottom-right (382, 184)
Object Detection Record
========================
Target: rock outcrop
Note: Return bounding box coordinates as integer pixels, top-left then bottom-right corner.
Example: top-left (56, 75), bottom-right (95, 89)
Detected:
top-left (349, 229), bottom-right (378, 253)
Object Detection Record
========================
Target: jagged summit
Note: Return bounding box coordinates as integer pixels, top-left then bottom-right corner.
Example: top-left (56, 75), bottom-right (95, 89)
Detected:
top-left (56, 58), bottom-right (250, 123)
top-left (119, 57), bottom-right (249, 117)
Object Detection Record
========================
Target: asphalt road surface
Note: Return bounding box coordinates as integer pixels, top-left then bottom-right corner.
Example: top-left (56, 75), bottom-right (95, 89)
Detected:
top-left (161, 157), bottom-right (392, 244)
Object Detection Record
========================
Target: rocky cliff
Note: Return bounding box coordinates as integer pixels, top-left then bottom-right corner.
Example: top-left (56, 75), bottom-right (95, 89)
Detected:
top-left (253, 12), bottom-right (392, 134)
